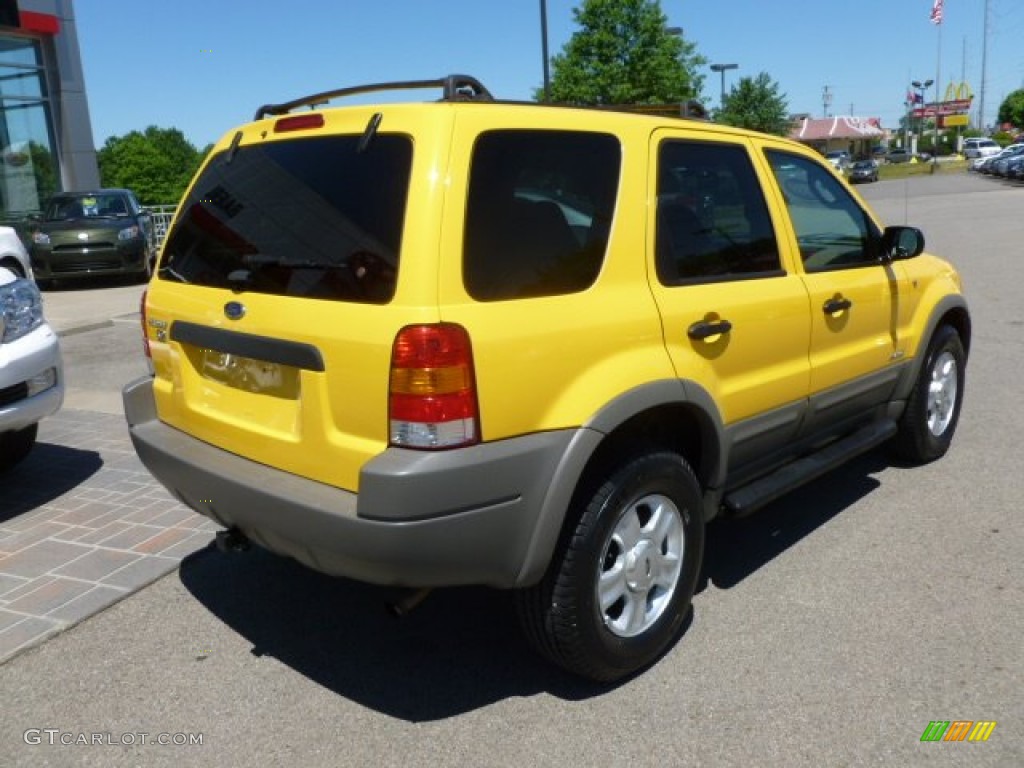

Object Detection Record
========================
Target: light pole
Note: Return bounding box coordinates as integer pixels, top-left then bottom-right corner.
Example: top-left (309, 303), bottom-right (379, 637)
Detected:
top-left (710, 63), bottom-right (738, 110)
top-left (540, 0), bottom-right (550, 102)
top-left (911, 79), bottom-right (933, 152)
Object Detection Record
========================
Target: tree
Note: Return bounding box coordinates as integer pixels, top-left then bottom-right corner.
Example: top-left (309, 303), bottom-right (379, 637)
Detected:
top-left (996, 89), bottom-right (1024, 130)
top-left (542, 0), bottom-right (705, 106)
top-left (97, 126), bottom-right (204, 205)
top-left (28, 141), bottom-right (57, 204)
top-left (715, 72), bottom-right (790, 136)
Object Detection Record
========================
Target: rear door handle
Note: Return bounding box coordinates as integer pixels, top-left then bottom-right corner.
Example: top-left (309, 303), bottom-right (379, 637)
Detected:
top-left (687, 319), bottom-right (733, 340)
top-left (823, 297), bottom-right (852, 314)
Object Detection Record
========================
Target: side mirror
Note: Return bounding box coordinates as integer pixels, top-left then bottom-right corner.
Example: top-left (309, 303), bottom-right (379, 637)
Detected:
top-left (882, 225), bottom-right (925, 261)
top-left (25, 212), bottom-right (41, 222)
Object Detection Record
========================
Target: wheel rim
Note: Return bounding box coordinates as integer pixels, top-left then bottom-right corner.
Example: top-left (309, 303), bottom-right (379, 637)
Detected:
top-left (596, 493), bottom-right (685, 638)
top-left (926, 350), bottom-right (958, 436)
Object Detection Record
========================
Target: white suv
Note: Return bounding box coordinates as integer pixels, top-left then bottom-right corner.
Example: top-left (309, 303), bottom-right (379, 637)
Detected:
top-left (0, 229), bottom-right (64, 471)
top-left (963, 138), bottom-right (999, 159)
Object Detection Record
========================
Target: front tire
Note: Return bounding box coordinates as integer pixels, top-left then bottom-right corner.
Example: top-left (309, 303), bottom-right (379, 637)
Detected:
top-left (0, 423), bottom-right (38, 471)
top-left (894, 325), bottom-right (966, 463)
top-left (515, 452), bottom-right (705, 682)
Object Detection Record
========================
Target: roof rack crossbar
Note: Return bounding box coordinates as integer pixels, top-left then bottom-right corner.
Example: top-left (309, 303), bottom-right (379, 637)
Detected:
top-left (254, 75), bottom-right (493, 120)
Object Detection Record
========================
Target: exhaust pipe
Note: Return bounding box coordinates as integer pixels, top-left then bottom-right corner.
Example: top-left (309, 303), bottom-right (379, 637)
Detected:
top-left (215, 527), bottom-right (250, 553)
top-left (386, 587), bottom-right (432, 618)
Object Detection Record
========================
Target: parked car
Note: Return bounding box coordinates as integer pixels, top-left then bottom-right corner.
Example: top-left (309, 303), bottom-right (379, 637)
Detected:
top-left (27, 189), bottom-right (155, 286)
top-left (1006, 154), bottom-right (1024, 180)
top-left (885, 148), bottom-right (913, 163)
top-left (0, 244), bottom-right (64, 471)
top-left (824, 150), bottom-right (850, 172)
top-left (989, 144), bottom-right (1024, 177)
top-left (977, 144), bottom-right (1022, 176)
top-left (123, 74), bottom-right (970, 682)
top-left (963, 138), bottom-right (1000, 159)
top-left (0, 222), bottom-right (33, 279)
top-left (847, 159), bottom-right (879, 183)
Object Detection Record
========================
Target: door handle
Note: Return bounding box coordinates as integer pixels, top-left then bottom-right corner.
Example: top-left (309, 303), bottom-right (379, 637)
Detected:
top-left (687, 319), bottom-right (733, 340)
top-left (823, 297), bottom-right (852, 314)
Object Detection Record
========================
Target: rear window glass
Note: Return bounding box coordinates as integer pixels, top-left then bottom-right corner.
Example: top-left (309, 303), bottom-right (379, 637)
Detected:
top-left (159, 134), bottom-right (412, 304)
top-left (463, 130), bottom-right (620, 301)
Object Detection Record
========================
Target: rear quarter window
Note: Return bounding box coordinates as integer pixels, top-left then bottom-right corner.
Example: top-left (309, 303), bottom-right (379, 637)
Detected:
top-left (463, 130), bottom-right (620, 301)
top-left (159, 134), bottom-right (412, 304)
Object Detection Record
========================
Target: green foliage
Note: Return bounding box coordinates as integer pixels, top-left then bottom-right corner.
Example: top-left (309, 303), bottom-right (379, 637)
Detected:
top-left (919, 130), bottom-right (958, 157)
top-left (541, 0), bottom-right (705, 106)
top-left (97, 126), bottom-right (204, 205)
top-left (996, 89), bottom-right (1024, 129)
top-left (715, 72), bottom-right (790, 136)
top-left (28, 141), bottom-right (56, 203)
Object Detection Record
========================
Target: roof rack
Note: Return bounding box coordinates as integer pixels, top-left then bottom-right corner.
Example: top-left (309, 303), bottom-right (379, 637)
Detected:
top-left (601, 100), bottom-right (709, 120)
top-left (254, 75), bottom-right (493, 120)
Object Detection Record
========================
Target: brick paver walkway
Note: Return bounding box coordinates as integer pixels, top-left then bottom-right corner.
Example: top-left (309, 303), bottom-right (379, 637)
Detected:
top-left (0, 409), bottom-right (216, 662)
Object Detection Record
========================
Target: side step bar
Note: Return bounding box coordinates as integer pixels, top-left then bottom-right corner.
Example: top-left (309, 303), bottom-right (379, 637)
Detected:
top-left (723, 419), bottom-right (897, 517)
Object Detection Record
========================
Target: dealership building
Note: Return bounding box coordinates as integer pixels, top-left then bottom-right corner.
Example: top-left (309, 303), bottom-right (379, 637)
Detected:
top-left (0, 0), bottom-right (97, 219)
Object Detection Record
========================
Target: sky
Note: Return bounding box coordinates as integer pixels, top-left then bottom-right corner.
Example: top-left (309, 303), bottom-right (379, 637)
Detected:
top-left (74, 0), bottom-right (1024, 150)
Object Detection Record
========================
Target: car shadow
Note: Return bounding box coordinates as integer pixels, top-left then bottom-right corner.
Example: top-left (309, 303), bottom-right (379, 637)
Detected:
top-left (177, 447), bottom-right (891, 720)
top-left (0, 441), bottom-right (103, 521)
top-left (178, 545), bottom-right (614, 720)
top-left (700, 449), bottom-right (889, 591)
top-left (38, 274), bottom-right (144, 292)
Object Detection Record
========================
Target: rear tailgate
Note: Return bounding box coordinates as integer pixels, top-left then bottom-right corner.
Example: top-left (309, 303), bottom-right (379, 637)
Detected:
top-left (145, 107), bottom-right (449, 491)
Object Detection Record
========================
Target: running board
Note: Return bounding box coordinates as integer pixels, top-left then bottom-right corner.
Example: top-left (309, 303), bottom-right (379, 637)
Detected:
top-left (723, 419), bottom-right (898, 517)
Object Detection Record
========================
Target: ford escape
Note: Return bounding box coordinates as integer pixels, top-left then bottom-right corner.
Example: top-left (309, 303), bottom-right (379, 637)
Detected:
top-left (123, 76), bottom-right (970, 681)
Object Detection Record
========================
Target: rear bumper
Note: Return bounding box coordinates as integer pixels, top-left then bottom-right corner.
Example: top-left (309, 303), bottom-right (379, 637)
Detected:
top-left (123, 376), bottom-right (580, 588)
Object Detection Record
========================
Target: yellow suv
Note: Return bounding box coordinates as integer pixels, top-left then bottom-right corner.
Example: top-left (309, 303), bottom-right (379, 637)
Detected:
top-left (123, 76), bottom-right (970, 681)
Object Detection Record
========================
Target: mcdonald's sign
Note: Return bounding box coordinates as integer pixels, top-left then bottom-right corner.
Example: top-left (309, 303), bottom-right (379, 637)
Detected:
top-left (944, 81), bottom-right (973, 101)
top-left (913, 81), bottom-right (973, 119)
top-left (920, 720), bottom-right (997, 742)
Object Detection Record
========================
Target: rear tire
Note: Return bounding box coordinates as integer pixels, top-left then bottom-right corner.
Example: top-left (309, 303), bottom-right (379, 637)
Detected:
top-left (515, 451), bottom-right (705, 682)
top-left (894, 325), bottom-right (965, 463)
top-left (0, 423), bottom-right (38, 471)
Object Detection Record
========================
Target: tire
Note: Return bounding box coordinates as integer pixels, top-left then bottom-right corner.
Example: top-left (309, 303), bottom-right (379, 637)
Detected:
top-left (515, 452), bottom-right (705, 682)
top-left (894, 325), bottom-right (965, 463)
top-left (137, 249), bottom-right (155, 284)
top-left (0, 423), bottom-right (38, 472)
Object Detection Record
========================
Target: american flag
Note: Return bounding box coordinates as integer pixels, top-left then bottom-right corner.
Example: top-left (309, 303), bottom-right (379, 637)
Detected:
top-left (930, 0), bottom-right (944, 25)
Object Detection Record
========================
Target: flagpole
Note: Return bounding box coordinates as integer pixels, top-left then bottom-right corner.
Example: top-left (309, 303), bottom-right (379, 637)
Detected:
top-left (935, 8), bottom-right (942, 164)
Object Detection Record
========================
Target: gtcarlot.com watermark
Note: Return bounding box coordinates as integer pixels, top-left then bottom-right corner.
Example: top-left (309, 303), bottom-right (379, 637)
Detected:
top-left (24, 729), bottom-right (204, 747)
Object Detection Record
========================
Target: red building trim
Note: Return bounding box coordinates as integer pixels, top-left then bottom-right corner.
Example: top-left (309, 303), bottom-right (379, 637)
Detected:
top-left (19, 10), bottom-right (61, 35)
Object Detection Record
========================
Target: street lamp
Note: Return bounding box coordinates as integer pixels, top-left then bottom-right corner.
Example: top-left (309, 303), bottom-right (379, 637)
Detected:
top-left (710, 63), bottom-right (738, 109)
top-left (540, 0), bottom-right (550, 102)
top-left (911, 79), bottom-right (934, 150)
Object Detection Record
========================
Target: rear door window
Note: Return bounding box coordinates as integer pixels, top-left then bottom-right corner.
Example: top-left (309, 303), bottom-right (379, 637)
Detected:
top-left (656, 140), bottom-right (782, 283)
top-left (463, 130), bottom-right (620, 301)
top-left (160, 134), bottom-right (412, 304)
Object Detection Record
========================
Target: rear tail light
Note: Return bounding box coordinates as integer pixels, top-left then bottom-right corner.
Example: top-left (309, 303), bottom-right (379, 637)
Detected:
top-left (389, 324), bottom-right (479, 449)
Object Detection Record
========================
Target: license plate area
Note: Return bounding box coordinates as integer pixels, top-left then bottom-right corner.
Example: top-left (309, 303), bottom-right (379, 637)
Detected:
top-left (196, 349), bottom-right (299, 399)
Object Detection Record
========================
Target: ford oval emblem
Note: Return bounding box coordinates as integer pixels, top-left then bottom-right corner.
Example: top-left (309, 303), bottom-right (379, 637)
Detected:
top-left (224, 301), bottom-right (246, 320)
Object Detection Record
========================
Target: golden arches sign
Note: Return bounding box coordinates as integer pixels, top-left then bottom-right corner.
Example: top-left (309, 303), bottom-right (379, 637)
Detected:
top-left (943, 81), bottom-right (973, 102)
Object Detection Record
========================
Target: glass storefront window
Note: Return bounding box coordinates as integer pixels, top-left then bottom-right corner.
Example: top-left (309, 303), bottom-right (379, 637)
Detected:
top-left (0, 35), bottom-right (58, 218)
top-left (0, 37), bottom-right (41, 68)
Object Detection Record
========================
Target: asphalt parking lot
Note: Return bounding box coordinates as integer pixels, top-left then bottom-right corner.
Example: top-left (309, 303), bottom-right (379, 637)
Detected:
top-left (1, 173), bottom-right (1021, 767)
